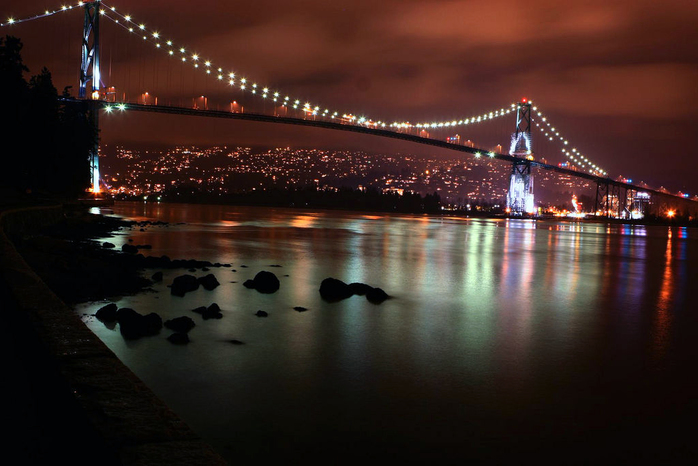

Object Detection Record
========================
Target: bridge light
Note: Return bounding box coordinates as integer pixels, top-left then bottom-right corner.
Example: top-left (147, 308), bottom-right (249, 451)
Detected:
top-left (489, 152), bottom-right (496, 158)
top-left (139, 24), bottom-right (145, 30)
top-left (205, 61), bottom-right (211, 67)
top-left (8, 18), bottom-right (15, 24)
top-left (474, 152), bottom-right (481, 158)
top-left (117, 104), bottom-right (126, 111)
top-left (125, 15), bottom-right (132, 21)
top-left (169, 50), bottom-right (174, 55)
top-left (152, 32), bottom-right (159, 38)
top-left (192, 54), bottom-right (199, 61)
top-left (180, 47), bottom-right (186, 53)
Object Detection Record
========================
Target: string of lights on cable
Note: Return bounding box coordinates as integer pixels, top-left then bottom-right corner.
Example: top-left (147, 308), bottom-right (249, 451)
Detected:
top-left (98, 1), bottom-right (394, 127)
top-left (390, 104), bottom-right (514, 130)
top-left (531, 105), bottom-right (607, 176)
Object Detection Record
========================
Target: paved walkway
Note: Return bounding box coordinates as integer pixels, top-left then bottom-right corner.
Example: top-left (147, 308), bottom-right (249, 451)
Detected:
top-left (0, 198), bottom-right (227, 465)
top-left (1, 277), bottom-right (122, 464)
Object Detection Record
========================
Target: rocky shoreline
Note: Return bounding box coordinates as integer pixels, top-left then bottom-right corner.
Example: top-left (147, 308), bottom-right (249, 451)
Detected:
top-left (15, 208), bottom-right (391, 348)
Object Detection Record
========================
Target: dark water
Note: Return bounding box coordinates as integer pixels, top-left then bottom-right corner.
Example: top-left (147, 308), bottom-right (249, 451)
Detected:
top-left (78, 202), bottom-right (698, 463)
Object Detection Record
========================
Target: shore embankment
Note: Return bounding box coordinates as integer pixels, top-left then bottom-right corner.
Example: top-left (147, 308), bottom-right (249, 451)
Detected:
top-left (0, 204), bottom-right (227, 465)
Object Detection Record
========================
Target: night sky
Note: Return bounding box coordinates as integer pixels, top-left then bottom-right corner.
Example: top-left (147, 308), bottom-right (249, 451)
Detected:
top-left (4, 0), bottom-right (698, 194)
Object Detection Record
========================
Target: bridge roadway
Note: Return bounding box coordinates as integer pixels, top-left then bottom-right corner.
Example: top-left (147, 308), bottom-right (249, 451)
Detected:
top-left (65, 98), bottom-right (693, 204)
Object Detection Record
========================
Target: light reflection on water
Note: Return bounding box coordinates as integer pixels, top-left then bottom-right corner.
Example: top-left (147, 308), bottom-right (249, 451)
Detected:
top-left (78, 202), bottom-right (698, 462)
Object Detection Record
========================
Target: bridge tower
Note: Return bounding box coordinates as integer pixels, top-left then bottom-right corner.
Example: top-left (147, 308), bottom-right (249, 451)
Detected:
top-left (506, 99), bottom-right (535, 215)
top-left (79, 1), bottom-right (102, 193)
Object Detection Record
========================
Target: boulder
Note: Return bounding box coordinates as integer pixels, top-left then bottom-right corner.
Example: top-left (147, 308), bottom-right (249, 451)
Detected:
top-left (293, 306), bottom-right (308, 312)
top-left (142, 313), bottom-right (163, 335)
top-left (151, 271), bottom-right (163, 282)
top-left (164, 316), bottom-right (196, 333)
top-left (102, 242), bottom-right (115, 249)
top-left (198, 273), bottom-right (220, 291)
top-left (348, 282), bottom-right (373, 296)
top-left (244, 271), bottom-right (280, 293)
top-left (191, 306), bottom-right (207, 315)
top-left (229, 339), bottom-right (244, 345)
top-left (170, 274), bottom-right (200, 297)
top-left (167, 333), bottom-right (190, 345)
top-left (95, 303), bottom-right (118, 322)
top-left (366, 287), bottom-right (390, 304)
top-left (121, 244), bottom-right (138, 254)
top-left (255, 310), bottom-right (268, 317)
top-left (202, 303), bottom-right (223, 320)
top-left (116, 308), bottom-right (162, 340)
top-left (319, 277), bottom-right (354, 301)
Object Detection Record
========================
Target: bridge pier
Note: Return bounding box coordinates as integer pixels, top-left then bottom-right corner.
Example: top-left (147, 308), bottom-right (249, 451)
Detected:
top-left (79, 1), bottom-right (102, 193)
top-left (506, 99), bottom-right (535, 215)
top-left (507, 160), bottom-right (535, 215)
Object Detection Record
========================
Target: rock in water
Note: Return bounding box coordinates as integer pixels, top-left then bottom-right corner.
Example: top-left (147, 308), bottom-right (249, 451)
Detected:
top-left (167, 333), bottom-right (190, 345)
top-left (253, 271), bottom-right (280, 293)
top-left (121, 243), bottom-right (138, 254)
top-left (170, 274), bottom-right (200, 297)
top-left (319, 277), bottom-right (354, 301)
top-left (164, 316), bottom-right (196, 333)
top-left (293, 306), bottom-right (308, 312)
top-left (142, 313), bottom-right (163, 336)
top-left (102, 242), bottom-right (115, 249)
top-left (255, 310), bottom-right (268, 317)
top-left (202, 303), bottom-right (223, 319)
top-left (366, 287), bottom-right (389, 304)
top-left (95, 303), bottom-right (118, 322)
top-left (151, 271), bottom-right (163, 282)
top-left (198, 273), bottom-right (220, 291)
top-left (115, 308), bottom-right (162, 340)
top-left (348, 282), bottom-right (373, 296)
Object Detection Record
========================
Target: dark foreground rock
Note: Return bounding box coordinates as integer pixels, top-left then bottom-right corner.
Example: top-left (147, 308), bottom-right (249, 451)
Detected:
top-left (95, 303), bottom-right (118, 322)
top-left (320, 278), bottom-right (391, 304)
top-left (116, 308), bottom-right (162, 340)
top-left (244, 271), bottom-right (280, 293)
top-left (170, 274), bottom-right (200, 297)
top-left (191, 303), bottom-right (223, 319)
top-left (164, 316), bottom-right (196, 333)
top-left (319, 278), bottom-right (354, 301)
top-left (198, 273), bottom-right (220, 291)
top-left (202, 303), bottom-right (223, 319)
top-left (366, 287), bottom-right (390, 304)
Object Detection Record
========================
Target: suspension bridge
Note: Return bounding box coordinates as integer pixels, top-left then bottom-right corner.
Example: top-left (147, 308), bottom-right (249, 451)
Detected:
top-left (2, 1), bottom-right (696, 218)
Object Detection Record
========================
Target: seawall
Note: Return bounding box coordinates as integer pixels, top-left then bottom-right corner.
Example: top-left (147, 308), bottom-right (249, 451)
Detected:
top-left (0, 205), bottom-right (227, 465)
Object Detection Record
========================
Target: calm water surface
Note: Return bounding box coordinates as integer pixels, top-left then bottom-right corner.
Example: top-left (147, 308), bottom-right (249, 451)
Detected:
top-left (78, 202), bottom-right (698, 463)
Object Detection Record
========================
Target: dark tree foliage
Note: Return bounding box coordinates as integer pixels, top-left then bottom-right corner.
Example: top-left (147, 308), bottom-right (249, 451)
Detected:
top-left (153, 184), bottom-right (443, 214)
top-left (0, 36), bottom-right (96, 198)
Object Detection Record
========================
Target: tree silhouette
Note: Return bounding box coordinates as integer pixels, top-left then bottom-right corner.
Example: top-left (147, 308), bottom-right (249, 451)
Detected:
top-left (0, 35), bottom-right (95, 198)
